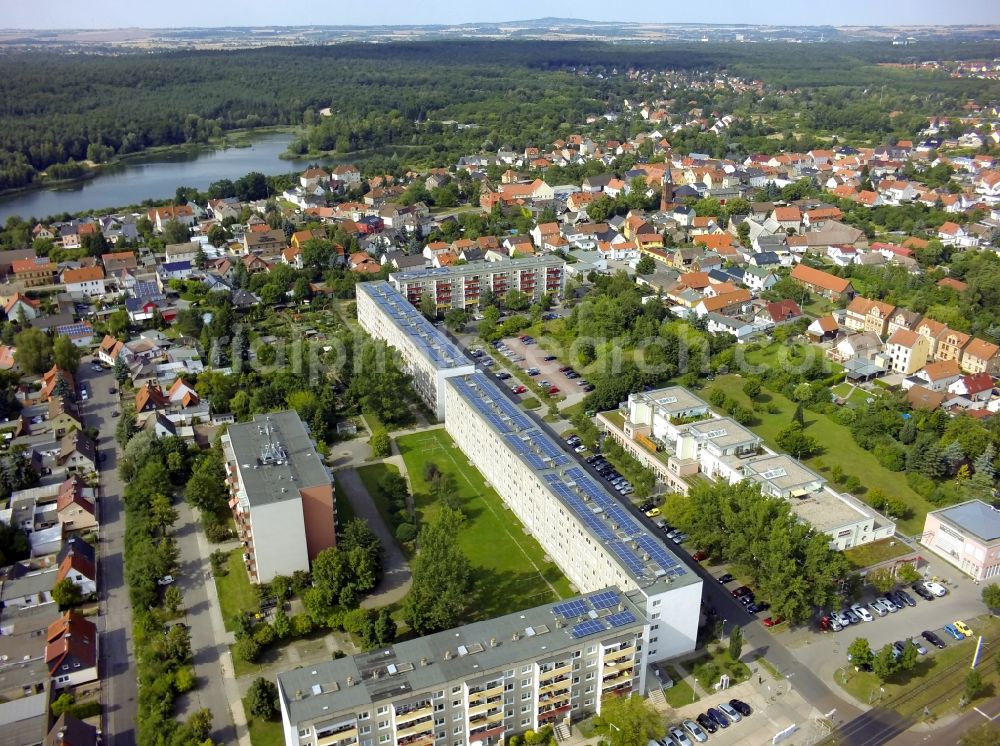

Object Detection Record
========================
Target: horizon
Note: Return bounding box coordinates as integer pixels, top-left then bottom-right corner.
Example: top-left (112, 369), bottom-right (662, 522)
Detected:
top-left (4, 1), bottom-right (999, 31)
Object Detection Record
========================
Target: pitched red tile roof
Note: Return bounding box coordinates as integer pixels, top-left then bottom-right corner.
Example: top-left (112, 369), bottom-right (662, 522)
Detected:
top-left (45, 611), bottom-right (97, 676)
top-left (790, 264), bottom-right (851, 294)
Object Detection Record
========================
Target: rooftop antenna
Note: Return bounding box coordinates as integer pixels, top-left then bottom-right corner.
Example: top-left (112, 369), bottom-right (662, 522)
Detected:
top-left (259, 416), bottom-right (288, 465)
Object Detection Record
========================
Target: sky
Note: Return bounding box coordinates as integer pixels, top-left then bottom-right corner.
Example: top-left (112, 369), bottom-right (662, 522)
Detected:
top-left (5, 0), bottom-right (999, 29)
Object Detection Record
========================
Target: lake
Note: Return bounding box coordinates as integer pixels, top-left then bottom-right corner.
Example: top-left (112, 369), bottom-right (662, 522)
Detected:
top-left (0, 131), bottom-right (339, 224)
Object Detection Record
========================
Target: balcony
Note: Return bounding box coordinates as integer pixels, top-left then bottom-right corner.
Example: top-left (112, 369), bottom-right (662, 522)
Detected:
top-left (397, 734), bottom-right (435, 746)
top-left (468, 724), bottom-right (505, 743)
top-left (538, 663), bottom-right (572, 681)
top-left (394, 703), bottom-right (433, 723)
top-left (603, 659), bottom-right (635, 676)
top-left (606, 644), bottom-right (636, 659)
top-left (315, 727), bottom-right (358, 746)
top-left (468, 704), bottom-right (504, 721)
top-left (395, 718), bottom-right (434, 739)
top-left (602, 670), bottom-right (634, 690)
top-left (538, 678), bottom-right (571, 696)
top-left (468, 682), bottom-right (504, 703)
top-left (468, 698), bottom-right (503, 717)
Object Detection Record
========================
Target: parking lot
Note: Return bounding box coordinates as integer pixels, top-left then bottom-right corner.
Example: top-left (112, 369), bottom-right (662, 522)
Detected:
top-left (702, 554), bottom-right (991, 687)
top-left (496, 336), bottom-right (592, 403)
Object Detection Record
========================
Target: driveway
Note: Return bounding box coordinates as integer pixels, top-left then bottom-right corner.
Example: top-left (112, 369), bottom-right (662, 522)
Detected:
top-left (78, 360), bottom-right (136, 746)
top-left (335, 468), bottom-right (412, 607)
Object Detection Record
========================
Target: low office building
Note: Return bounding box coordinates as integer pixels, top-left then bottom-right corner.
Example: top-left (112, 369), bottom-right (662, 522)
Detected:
top-left (445, 373), bottom-right (702, 664)
top-left (222, 411), bottom-right (335, 583)
top-left (356, 282), bottom-right (476, 421)
top-left (388, 255), bottom-right (566, 311)
top-left (921, 500), bottom-right (1000, 581)
top-left (599, 387), bottom-right (896, 551)
top-left (278, 590), bottom-right (647, 746)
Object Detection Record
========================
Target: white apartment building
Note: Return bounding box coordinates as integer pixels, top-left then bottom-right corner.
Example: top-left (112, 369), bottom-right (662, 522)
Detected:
top-left (599, 386), bottom-right (896, 551)
top-left (278, 591), bottom-right (646, 746)
top-left (356, 282), bottom-right (476, 421)
top-left (222, 411), bottom-right (336, 583)
top-left (445, 373), bottom-right (702, 664)
top-left (388, 256), bottom-right (566, 311)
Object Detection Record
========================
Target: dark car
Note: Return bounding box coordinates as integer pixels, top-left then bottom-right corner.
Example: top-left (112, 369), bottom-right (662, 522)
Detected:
top-left (582, 384), bottom-right (595, 392)
top-left (692, 550), bottom-right (708, 562)
top-left (746, 601), bottom-right (769, 614)
top-left (718, 573), bottom-right (734, 584)
top-left (543, 355), bottom-right (557, 361)
top-left (558, 365), bottom-right (572, 373)
top-left (922, 630), bottom-right (946, 649)
top-left (729, 699), bottom-right (753, 717)
top-left (109, 386), bottom-right (117, 394)
top-left (706, 707), bottom-right (730, 728)
top-left (912, 583), bottom-right (935, 601)
top-left (566, 371), bottom-right (580, 379)
top-left (738, 593), bottom-right (756, 606)
top-left (894, 589), bottom-right (917, 608)
top-left (696, 713), bottom-right (718, 734)
top-left (731, 585), bottom-right (753, 598)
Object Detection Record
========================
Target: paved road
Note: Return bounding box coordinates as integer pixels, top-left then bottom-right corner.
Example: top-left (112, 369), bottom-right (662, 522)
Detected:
top-left (335, 467), bottom-right (412, 607)
top-left (173, 501), bottom-right (238, 743)
top-left (79, 360), bottom-right (136, 745)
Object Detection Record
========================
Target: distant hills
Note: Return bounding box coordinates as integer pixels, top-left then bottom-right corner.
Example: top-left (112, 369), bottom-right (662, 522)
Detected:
top-left (0, 19), bottom-right (998, 50)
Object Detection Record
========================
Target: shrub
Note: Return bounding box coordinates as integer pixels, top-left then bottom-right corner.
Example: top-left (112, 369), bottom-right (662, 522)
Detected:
top-left (370, 431), bottom-right (391, 458)
top-left (234, 637), bottom-right (261, 663)
top-left (174, 666), bottom-right (197, 693)
top-left (253, 624), bottom-right (276, 647)
top-left (291, 614), bottom-right (314, 637)
top-left (205, 520), bottom-right (234, 543)
top-left (247, 677), bottom-right (279, 720)
top-left (396, 523), bottom-right (417, 542)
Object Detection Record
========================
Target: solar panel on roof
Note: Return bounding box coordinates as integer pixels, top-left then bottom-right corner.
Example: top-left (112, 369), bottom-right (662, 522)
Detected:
top-left (570, 619), bottom-right (607, 639)
top-left (589, 590), bottom-right (621, 610)
top-left (553, 598), bottom-right (590, 619)
top-left (606, 611), bottom-right (637, 628)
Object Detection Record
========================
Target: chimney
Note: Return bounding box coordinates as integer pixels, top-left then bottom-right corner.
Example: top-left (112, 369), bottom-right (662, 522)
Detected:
top-left (490, 637), bottom-right (497, 647)
top-left (444, 649), bottom-right (452, 660)
top-left (420, 657), bottom-right (428, 666)
top-left (347, 675), bottom-right (353, 686)
top-left (512, 632), bottom-right (520, 641)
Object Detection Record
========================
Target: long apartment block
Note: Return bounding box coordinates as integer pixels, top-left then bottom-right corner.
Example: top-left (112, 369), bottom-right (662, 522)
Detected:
top-left (388, 255), bottom-right (566, 311)
top-left (356, 282), bottom-right (476, 420)
top-left (278, 589), bottom-right (646, 746)
top-left (222, 410), bottom-right (336, 583)
top-left (444, 373), bottom-right (702, 663)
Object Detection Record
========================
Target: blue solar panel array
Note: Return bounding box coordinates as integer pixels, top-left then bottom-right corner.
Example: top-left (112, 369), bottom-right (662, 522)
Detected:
top-left (571, 619), bottom-right (607, 639)
top-left (56, 323), bottom-right (93, 338)
top-left (589, 590), bottom-right (621, 610)
top-left (553, 598), bottom-right (590, 619)
top-left (607, 611), bottom-right (637, 628)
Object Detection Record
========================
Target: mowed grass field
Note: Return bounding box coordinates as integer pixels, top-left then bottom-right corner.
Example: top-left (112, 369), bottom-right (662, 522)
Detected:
top-left (396, 428), bottom-right (574, 620)
top-left (709, 374), bottom-right (932, 535)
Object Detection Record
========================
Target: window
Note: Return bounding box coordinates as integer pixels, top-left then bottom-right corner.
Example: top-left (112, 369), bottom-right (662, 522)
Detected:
top-left (452, 686), bottom-right (461, 694)
top-left (652, 599), bottom-right (661, 607)
top-left (377, 706), bottom-right (388, 716)
top-left (587, 645), bottom-right (597, 654)
top-left (521, 704), bottom-right (530, 713)
top-left (360, 725), bottom-right (371, 735)
top-left (521, 664), bottom-right (533, 673)
top-left (521, 678), bottom-right (531, 687)
top-left (435, 718), bottom-right (445, 726)
top-left (585, 685), bottom-right (595, 693)
top-left (585, 699), bottom-right (594, 706)
top-left (521, 719), bottom-right (530, 727)
top-left (453, 713), bottom-right (463, 722)
top-left (434, 690), bottom-right (444, 699)
top-left (379, 736), bottom-right (390, 744)
top-left (359, 712), bottom-right (371, 720)
top-left (378, 720), bottom-right (389, 730)
top-left (521, 692), bottom-right (531, 701)
top-left (585, 672), bottom-right (595, 680)
top-left (298, 729), bottom-right (311, 738)
top-left (452, 700), bottom-right (461, 708)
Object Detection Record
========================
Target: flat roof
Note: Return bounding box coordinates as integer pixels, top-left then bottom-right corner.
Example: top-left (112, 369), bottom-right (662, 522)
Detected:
top-left (0, 569), bottom-right (58, 602)
top-left (740, 453), bottom-right (825, 494)
top-left (449, 373), bottom-right (697, 594)
top-left (789, 490), bottom-right (871, 533)
top-left (933, 500), bottom-right (1000, 543)
top-left (631, 387), bottom-right (709, 417)
top-left (279, 589), bottom-right (645, 724)
top-left (682, 417), bottom-right (760, 451)
top-left (357, 282), bottom-right (470, 370)
top-left (388, 254), bottom-right (564, 282)
top-left (227, 411), bottom-right (330, 508)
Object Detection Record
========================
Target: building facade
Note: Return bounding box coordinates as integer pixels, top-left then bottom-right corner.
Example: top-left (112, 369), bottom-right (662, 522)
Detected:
top-left (356, 282), bottom-right (476, 421)
top-left (278, 592), bottom-right (646, 746)
top-left (921, 500), bottom-right (1000, 581)
top-left (222, 411), bottom-right (336, 583)
top-left (388, 256), bottom-right (566, 311)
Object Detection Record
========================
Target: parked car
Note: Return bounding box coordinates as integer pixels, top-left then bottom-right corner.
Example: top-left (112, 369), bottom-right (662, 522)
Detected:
top-left (732, 585), bottom-right (753, 598)
top-left (695, 714), bottom-right (717, 734)
top-left (691, 550), bottom-right (708, 562)
top-left (672, 533), bottom-right (687, 544)
top-left (512, 385), bottom-right (527, 394)
top-left (547, 386), bottom-right (560, 394)
top-left (869, 600), bottom-right (888, 617)
top-left (912, 583), bottom-right (935, 601)
top-left (923, 581), bottom-right (948, 597)
top-left (157, 575), bottom-right (175, 586)
top-left (109, 386), bottom-right (117, 394)
top-left (819, 615), bottom-right (842, 632)
top-left (746, 601), bottom-right (769, 614)
top-left (922, 630), bottom-right (946, 649)
top-left (910, 638), bottom-right (928, 655)
top-left (581, 384), bottom-right (595, 392)
top-left (843, 607), bottom-right (860, 625)
top-left (954, 620), bottom-right (974, 637)
top-left (706, 707), bottom-right (730, 728)
top-left (718, 702), bottom-right (742, 723)
top-left (718, 573), bottom-right (734, 584)
top-left (496, 371), bottom-right (511, 380)
top-left (645, 507), bottom-right (661, 517)
top-left (543, 355), bottom-right (557, 361)
top-left (668, 726), bottom-right (693, 746)
top-left (573, 443), bottom-right (586, 452)
top-left (526, 368), bottom-right (540, 376)
top-left (851, 603), bottom-right (874, 623)
top-left (892, 640), bottom-right (907, 659)
top-left (834, 610), bottom-right (853, 627)
top-left (682, 719), bottom-right (708, 743)
top-left (729, 699), bottom-right (752, 717)
top-left (762, 616), bottom-right (783, 628)
top-left (894, 589), bottom-right (917, 608)
top-left (943, 624), bottom-right (965, 640)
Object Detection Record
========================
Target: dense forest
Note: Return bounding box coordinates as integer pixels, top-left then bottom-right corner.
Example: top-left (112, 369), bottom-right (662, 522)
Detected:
top-left (1, 40), bottom-right (999, 192)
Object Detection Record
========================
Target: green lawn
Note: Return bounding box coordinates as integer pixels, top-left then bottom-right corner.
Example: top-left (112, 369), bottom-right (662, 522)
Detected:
top-left (843, 538), bottom-right (913, 570)
top-left (688, 645), bottom-right (752, 690)
top-left (836, 615), bottom-right (1000, 717)
top-left (662, 666), bottom-right (700, 707)
top-left (215, 549), bottom-right (258, 633)
top-left (356, 462), bottom-right (412, 558)
top-left (332, 473), bottom-right (356, 525)
top-left (396, 429), bottom-right (574, 619)
top-left (244, 697), bottom-right (284, 746)
top-left (709, 374), bottom-right (931, 534)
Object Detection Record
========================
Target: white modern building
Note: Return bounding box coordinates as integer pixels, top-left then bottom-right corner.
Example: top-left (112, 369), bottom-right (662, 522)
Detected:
top-left (222, 411), bottom-right (336, 583)
top-left (278, 591), bottom-right (647, 746)
top-left (388, 255), bottom-right (566, 311)
top-left (445, 373), bottom-right (702, 663)
top-left (356, 282), bottom-right (476, 421)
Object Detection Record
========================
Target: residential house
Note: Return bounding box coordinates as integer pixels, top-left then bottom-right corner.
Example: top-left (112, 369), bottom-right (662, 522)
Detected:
top-left (0, 345), bottom-right (16, 371)
top-left (40, 366), bottom-right (75, 402)
top-left (706, 313), bottom-right (757, 341)
top-left (55, 537), bottom-right (97, 594)
top-left (948, 373), bottom-right (995, 403)
top-left (906, 384), bottom-right (947, 411)
top-left (961, 337), bottom-right (1000, 376)
top-left (912, 360), bottom-right (963, 391)
top-left (47, 397), bottom-right (82, 437)
top-left (807, 315), bottom-right (839, 342)
top-left (134, 381), bottom-right (170, 413)
top-left (56, 482), bottom-right (97, 535)
top-left (299, 167), bottom-right (330, 189)
top-left (771, 205), bottom-right (802, 232)
top-left (101, 251), bottom-right (138, 275)
top-left (827, 244), bottom-right (858, 267)
top-left (886, 308), bottom-right (922, 337)
top-left (915, 317), bottom-right (949, 358)
top-left (790, 264), bottom-right (854, 300)
top-left (45, 713), bottom-right (101, 746)
top-left (936, 328), bottom-right (971, 364)
top-left (741, 265), bottom-right (778, 292)
top-left (243, 229), bottom-right (286, 256)
top-left (694, 289), bottom-right (752, 318)
top-left (164, 241), bottom-right (200, 265)
top-left (757, 300), bottom-right (802, 326)
top-left (58, 432), bottom-right (96, 473)
top-left (147, 205), bottom-right (195, 232)
top-left (884, 328), bottom-right (931, 375)
top-left (844, 297), bottom-right (896, 336)
top-left (938, 221), bottom-right (980, 248)
top-left (55, 323), bottom-right (95, 349)
top-left (331, 164), bottom-right (361, 185)
top-left (60, 267), bottom-right (106, 297)
top-left (45, 611), bottom-right (98, 690)
top-left (831, 333), bottom-right (883, 363)
top-left (4, 292), bottom-right (41, 321)
top-left (12, 257), bottom-right (57, 288)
